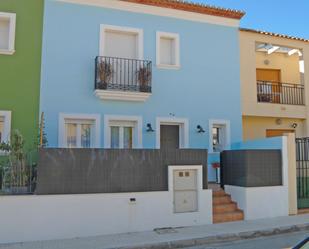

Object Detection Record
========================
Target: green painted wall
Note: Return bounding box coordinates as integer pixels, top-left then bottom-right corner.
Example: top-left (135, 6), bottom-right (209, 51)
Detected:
top-left (0, 0), bottom-right (43, 151)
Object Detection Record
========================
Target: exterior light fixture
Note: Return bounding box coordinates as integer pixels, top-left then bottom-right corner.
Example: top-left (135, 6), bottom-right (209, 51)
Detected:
top-left (146, 123), bottom-right (155, 132)
top-left (292, 123), bottom-right (298, 129)
top-left (275, 118), bottom-right (282, 125)
top-left (197, 125), bottom-right (205, 133)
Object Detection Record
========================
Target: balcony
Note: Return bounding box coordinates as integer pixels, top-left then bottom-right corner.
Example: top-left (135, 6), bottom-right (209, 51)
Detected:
top-left (94, 56), bottom-right (152, 102)
top-left (257, 81), bottom-right (305, 106)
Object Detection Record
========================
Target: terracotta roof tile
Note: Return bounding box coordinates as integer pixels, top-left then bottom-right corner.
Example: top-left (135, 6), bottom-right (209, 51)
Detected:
top-left (121, 0), bottom-right (245, 20)
top-left (240, 28), bottom-right (309, 43)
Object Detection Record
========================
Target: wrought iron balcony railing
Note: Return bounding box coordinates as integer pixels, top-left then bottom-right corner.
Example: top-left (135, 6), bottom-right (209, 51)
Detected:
top-left (257, 80), bottom-right (305, 105)
top-left (95, 56), bottom-right (152, 93)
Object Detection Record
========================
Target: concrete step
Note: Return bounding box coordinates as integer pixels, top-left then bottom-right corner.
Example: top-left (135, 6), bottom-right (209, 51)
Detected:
top-left (212, 190), bottom-right (226, 197)
top-left (213, 202), bottom-right (238, 213)
top-left (213, 195), bottom-right (232, 205)
top-left (213, 210), bottom-right (244, 224)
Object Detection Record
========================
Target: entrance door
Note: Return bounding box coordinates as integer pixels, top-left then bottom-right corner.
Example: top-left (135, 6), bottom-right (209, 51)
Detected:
top-left (266, 129), bottom-right (295, 138)
top-left (257, 69), bottom-right (281, 103)
top-left (173, 170), bottom-right (198, 213)
top-left (160, 125), bottom-right (179, 149)
top-left (295, 138), bottom-right (309, 208)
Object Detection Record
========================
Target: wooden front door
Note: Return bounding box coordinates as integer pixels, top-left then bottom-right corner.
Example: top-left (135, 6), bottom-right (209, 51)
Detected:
top-left (160, 125), bottom-right (179, 149)
top-left (266, 129), bottom-right (295, 138)
top-left (257, 69), bottom-right (281, 103)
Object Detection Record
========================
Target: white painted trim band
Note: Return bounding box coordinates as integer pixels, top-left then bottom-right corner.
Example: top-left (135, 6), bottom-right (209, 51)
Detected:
top-left (56, 0), bottom-right (240, 27)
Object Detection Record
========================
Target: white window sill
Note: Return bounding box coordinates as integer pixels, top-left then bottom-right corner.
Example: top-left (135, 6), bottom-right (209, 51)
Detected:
top-left (156, 64), bottom-right (181, 70)
top-left (94, 89), bottom-right (151, 102)
top-left (0, 49), bottom-right (15, 55)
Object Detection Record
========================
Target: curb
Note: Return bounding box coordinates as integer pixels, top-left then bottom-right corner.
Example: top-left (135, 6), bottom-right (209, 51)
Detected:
top-left (114, 223), bottom-right (309, 249)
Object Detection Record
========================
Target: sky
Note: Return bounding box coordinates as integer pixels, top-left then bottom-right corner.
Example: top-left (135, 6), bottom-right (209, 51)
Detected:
top-left (195, 0), bottom-right (309, 39)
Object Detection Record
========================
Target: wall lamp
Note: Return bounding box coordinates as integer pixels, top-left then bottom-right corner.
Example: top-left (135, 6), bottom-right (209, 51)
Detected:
top-left (146, 123), bottom-right (155, 132)
top-left (197, 125), bottom-right (205, 133)
top-left (292, 123), bottom-right (298, 129)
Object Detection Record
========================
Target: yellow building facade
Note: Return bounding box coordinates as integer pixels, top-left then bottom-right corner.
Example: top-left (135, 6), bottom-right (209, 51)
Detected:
top-left (240, 29), bottom-right (309, 140)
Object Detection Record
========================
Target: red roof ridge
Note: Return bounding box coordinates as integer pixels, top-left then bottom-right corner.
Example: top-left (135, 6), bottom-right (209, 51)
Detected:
top-left (121, 0), bottom-right (245, 20)
top-left (240, 28), bottom-right (309, 43)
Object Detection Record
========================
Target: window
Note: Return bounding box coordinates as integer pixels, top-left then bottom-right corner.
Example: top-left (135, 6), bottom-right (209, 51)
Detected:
top-left (209, 120), bottom-right (230, 153)
top-left (59, 114), bottom-right (100, 148)
top-left (65, 120), bottom-right (94, 148)
top-left (0, 12), bottom-right (16, 55)
top-left (0, 117), bottom-right (4, 142)
top-left (156, 31), bottom-right (180, 68)
top-left (0, 111), bottom-right (11, 145)
top-left (110, 123), bottom-right (134, 149)
top-left (104, 115), bottom-right (142, 149)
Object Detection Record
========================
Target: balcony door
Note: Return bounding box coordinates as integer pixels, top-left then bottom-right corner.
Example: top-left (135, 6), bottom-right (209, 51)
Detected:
top-left (102, 27), bottom-right (141, 89)
top-left (256, 69), bottom-right (281, 103)
top-left (104, 31), bottom-right (138, 59)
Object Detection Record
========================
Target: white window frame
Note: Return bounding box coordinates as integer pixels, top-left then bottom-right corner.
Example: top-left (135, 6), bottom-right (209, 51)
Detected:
top-left (156, 117), bottom-right (189, 149)
top-left (99, 24), bottom-right (144, 59)
top-left (58, 113), bottom-right (101, 148)
top-left (104, 115), bottom-right (142, 148)
top-left (0, 111), bottom-right (11, 144)
top-left (208, 119), bottom-right (231, 153)
top-left (0, 12), bottom-right (16, 55)
top-left (156, 31), bottom-right (180, 69)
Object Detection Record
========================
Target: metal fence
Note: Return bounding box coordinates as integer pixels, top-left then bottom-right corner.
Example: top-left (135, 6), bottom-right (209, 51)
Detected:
top-left (0, 152), bottom-right (37, 195)
top-left (95, 56), bottom-right (152, 93)
top-left (295, 138), bottom-right (309, 208)
top-left (257, 81), bottom-right (304, 105)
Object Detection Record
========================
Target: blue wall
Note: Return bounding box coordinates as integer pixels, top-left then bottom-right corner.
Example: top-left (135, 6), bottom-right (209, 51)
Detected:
top-left (40, 0), bottom-right (243, 149)
top-left (231, 137), bottom-right (283, 150)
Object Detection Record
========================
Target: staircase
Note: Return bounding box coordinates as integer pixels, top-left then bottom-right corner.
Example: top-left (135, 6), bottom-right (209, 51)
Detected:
top-left (213, 189), bottom-right (244, 223)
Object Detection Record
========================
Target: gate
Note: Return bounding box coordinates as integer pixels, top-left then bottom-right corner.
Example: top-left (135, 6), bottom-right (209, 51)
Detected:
top-left (295, 138), bottom-right (309, 209)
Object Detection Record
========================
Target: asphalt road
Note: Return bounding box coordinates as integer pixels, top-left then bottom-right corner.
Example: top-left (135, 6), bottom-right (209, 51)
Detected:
top-left (186, 231), bottom-right (309, 249)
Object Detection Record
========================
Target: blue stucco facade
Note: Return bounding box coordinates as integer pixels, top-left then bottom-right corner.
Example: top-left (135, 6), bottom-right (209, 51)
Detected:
top-left (40, 0), bottom-right (243, 151)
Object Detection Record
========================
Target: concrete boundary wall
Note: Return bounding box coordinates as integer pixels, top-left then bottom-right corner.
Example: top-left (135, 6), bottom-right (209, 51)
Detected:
top-left (0, 165), bottom-right (212, 244)
top-left (225, 185), bottom-right (288, 220)
top-left (225, 136), bottom-right (290, 219)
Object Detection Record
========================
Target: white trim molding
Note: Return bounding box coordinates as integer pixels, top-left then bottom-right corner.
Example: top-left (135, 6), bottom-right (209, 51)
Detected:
top-left (57, 0), bottom-right (240, 27)
top-left (58, 113), bottom-right (101, 148)
top-left (104, 115), bottom-right (143, 148)
top-left (156, 31), bottom-right (180, 69)
top-left (208, 119), bottom-right (231, 153)
top-left (156, 117), bottom-right (189, 149)
top-left (0, 110), bottom-right (11, 143)
top-left (94, 90), bottom-right (151, 102)
top-left (99, 24), bottom-right (144, 59)
top-left (0, 12), bottom-right (16, 55)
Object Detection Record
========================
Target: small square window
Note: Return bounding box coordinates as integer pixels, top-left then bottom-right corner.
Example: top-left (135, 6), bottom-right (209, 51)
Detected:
top-left (185, 172), bottom-right (190, 177)
top-left (179, 172), bottom-right (184, 177)
top-left (0, 12), bottom-right (16, 55)
top-left (0, 111), bottom-right (11, 151)
top-left (156, 31), bottom-right (180, 69)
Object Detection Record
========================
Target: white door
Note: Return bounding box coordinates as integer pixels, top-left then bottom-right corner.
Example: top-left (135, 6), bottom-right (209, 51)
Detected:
top-left (104, 31), bottom-right (138, 59)
top-left (173, 169), bottom-right (198, 213)
top-left (104, 31), bottom-right (139, 87)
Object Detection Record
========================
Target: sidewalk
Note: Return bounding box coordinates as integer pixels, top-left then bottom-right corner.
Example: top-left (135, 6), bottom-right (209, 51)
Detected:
top-left (1, 214), bottom-right (309, 249)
